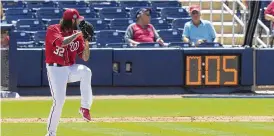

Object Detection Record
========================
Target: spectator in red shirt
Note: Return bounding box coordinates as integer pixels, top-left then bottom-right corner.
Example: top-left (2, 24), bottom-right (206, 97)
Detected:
top-left (265, 1), bottom-right (274, 28)
top-left (264, 0), bottom-right (274, 45)
top-left (1, 30), bottom-right (9, 49)
top-left (124, 8), bottom-right (166, 47)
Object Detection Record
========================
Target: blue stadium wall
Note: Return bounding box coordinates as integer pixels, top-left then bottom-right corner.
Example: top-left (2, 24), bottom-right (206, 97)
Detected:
top-left (12, 47), bottom-right (274, 96)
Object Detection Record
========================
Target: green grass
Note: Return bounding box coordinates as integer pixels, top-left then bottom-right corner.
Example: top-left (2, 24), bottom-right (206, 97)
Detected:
top-left (2, 98), bottom-right (274, 136)
top-left (2, 98), bottom-right (274, 118)
top-left (2, 122), bottom-right (274, 136)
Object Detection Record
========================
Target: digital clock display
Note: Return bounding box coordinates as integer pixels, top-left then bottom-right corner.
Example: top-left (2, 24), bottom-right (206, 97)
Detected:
top-left (185, 55), bottom-right (240, 86)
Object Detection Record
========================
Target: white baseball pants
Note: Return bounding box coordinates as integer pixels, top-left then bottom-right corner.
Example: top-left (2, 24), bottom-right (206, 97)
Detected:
top-left (46, 63), bottom-right (93, 136)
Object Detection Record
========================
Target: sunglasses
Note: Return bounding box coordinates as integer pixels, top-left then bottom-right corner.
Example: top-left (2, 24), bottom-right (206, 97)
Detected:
top-left (191, 11), bottom-right (199, 15)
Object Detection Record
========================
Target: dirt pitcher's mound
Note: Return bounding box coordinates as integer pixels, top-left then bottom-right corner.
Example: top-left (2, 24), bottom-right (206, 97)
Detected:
top-left (1, 116), bottom-right (274, 123)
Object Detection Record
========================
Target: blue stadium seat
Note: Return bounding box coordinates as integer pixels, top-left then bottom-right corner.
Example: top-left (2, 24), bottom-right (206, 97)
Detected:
top-left (99, 7), bottom-right (129, 19)
top-left (197, 42), bottom-right (223, 48)
top-left (158, 29), bottom-right (182, 42)
top-left (58, 1), bottom-right (87, 8)
top-left (34, 31), bottom-right (46, 45)
top-left (135, 43), bottom-right (162, 48)
top-left (105, 43), bottom-right (128, 48)
top-left (5, 8), bottom-right (33, 22)
top-left (16, 19), bottom-right (44, 31)
top-left (85, 19), bottom-right (109, 31)
top-left (90, 1), bottom-right (119, 8)
top-left (96, 30), bottom-right (124, 46)
top-left (26, 1), bottom-right (56, 8)
top-left (129, 7), bottom-right (159, 19)
top-left (62, 7), bottom-right (97, 18)
top-left (89, 42), bottom-right (99, 48)
top-left (17, 41), bottom-right (36, 48)
top-left (120, 1), bottom-right (151, 8)
top-left (160, 8), bottom-right (189, 19)
top-left (151, 19), bottom-right (171, 30)
top-left (151, 1), bottom-right (181, 10)
top-left (13, 31), bottom-right (33, 41)
top-left (46, 19), bottom-right (60, 26)
top-left (110, 18), bottom-right (135, 31)
top-left (169, 42), bottom-right (190, 47)
top-left (172, 18), bottom-right (191, 30)
top-left (36, 8), bottom-right (63, 20)
top-left (5, 8), bottom-right (28, 15)
top-left (2, 1), bottom-right (24, 8)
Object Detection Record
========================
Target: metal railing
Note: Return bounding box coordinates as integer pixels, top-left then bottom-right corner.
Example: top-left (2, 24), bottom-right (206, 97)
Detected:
top-left (222, 0), bottom-right (246, 46)
top-left (255, 19), bottom-right (270, 47)
top-left (236, 0), bottom-right (247, 33)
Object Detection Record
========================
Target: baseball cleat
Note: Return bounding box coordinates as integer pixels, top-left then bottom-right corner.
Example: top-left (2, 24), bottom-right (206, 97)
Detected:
top-left (79, 107), bottom-right (91, 122)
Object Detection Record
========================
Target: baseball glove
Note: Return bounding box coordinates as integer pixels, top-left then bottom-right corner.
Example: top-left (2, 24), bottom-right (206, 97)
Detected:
top-left (79, 20), bottom-right (95, 41)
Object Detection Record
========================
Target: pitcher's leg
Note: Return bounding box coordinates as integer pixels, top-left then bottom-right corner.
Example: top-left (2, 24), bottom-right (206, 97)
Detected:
top-left (46, 66), bottom-right (69, 136)
top-left (68, 64), bottom-right (93, 109)
top-left (68, 64), bottom-right (93, 121)
top-left (79, 66), bottom-right (93, 109)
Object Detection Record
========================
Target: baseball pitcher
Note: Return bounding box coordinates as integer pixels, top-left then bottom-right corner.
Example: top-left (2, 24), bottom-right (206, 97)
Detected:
top-left (44, 8), bottom-right (94, 136)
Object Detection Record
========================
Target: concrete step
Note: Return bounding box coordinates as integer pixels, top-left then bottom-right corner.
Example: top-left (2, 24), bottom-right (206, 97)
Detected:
top-left (202, 12), bottom-right (233, 22)
top-left (180, 0), bottom-right (239, 10)
top-left (200, 2), bottom-right (224, 10)
top-left (217, 34), bottom-right (270, 45)
top-left (202, 10), bottom-right (247, 22)
top-left (213, 22), bottom-right (243, 34)
top-left (180, 1), bottom-right (224, 10)
top-left (219, 35), bottom-right (244, 45)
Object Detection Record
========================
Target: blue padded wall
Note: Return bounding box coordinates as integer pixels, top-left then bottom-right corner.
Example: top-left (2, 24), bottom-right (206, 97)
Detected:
top-left (17, 49), bottom-right (42, 86)
top-left (256, 49), bottom-right (274, 85)
top-left (113, 48), bottom-right (183, 86)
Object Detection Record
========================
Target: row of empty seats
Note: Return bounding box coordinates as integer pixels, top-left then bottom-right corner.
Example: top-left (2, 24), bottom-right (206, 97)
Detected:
top-left (14, 18), bottom-right (191, 32)
top-left (3, 7), bottom-right (189, 23)
top-left (2, 1), bottom-right (181, 9)
top-left (2, 1), bottom-right (193, 48)
top-left (15, 29), bottom-right (185, 48)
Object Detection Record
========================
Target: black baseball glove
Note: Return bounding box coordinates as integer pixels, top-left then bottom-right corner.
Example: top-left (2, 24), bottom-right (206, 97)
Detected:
top-left (79, 20), bottom-right (95, 41)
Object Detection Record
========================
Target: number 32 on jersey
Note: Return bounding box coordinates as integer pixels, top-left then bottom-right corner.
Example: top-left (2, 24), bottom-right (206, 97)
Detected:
top-left (53, 47), bottom-right (65, 57)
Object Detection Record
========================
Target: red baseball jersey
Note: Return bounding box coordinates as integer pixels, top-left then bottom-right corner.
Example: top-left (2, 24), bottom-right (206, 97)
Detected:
top-left (45, 24), bottom-right (85, 66)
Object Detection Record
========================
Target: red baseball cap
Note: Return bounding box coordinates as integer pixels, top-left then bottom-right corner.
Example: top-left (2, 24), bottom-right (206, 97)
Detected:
top-left (190, 5), bottom-right (200, 13)
top-left (63, 8), bottom-right (84, 21)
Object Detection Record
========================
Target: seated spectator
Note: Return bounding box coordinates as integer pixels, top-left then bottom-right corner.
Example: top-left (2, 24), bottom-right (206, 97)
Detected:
top-left (124, 8), bottom-right (166, 47)
top-left (264, 0), bottom-right (274, 45)
top-left (183, 5), bottom-right (218, 46)
top-left (1, 30), bottom-right (9, 49)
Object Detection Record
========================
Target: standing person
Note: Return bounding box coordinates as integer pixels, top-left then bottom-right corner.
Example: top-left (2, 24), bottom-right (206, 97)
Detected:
top-left (45, 8), bottom-right (94, 136)
top-left (264, 0), bottom-right (274, 45)
top-left (124, 8), bottom-right (166, 47)
top-left (183, 5), bottom-right (218, 46)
